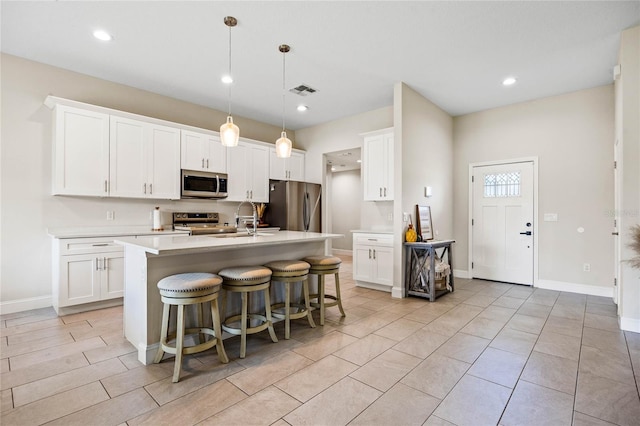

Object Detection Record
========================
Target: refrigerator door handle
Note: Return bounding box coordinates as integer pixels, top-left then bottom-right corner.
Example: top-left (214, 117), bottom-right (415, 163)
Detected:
top-left (303, 191), bottom-right (310, 231)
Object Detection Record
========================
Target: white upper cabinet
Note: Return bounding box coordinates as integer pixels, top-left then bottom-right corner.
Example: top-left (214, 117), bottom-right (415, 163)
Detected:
top-left (362, 128), bottom-right (394, 201)
top-left (109, 116), bottom-right (180, 199)
top-left (269, 148), bottom-right (305, 181)
top-left (181, 130), bottom-right (227, 173)
top-left (52, 105), bottom-right (110, 196)
top-left (226, 141), bottom-right (269, 202)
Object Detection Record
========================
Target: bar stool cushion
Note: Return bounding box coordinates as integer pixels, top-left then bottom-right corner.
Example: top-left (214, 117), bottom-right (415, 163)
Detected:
top-left (219, 266), bottom-right (272, 285)
top-left (157, 273), bottom-right (222, 293)
top-left (265, 260), bottom-right (310, 277)
top-left (303, 255), bottom-right (342, 269)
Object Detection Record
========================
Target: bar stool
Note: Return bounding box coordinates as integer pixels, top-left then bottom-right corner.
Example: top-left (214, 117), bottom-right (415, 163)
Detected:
top-left (303, 255), bottom-right (346, 326)
top-left (218, 266), bottom-right (278, 359)
top-left (153, 272), bottom-right (228, 383)
top-left (265, 260), bottom-right (316, 339)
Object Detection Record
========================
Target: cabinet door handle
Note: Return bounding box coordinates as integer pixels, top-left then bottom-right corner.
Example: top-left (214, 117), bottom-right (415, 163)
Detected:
top-left (384, 187), bottom-right (387, 197)
top-left (103, 257), bottom-right (108, 270)
top-left (368, 238), bottom-right (377, 241)
top-left (143, 183), bottom-right (147, 194)
top-left (92, 243), bottom-right (109, 247)
top-left (368, 249), bottom-right (372, 259)
top-left (379, 188), bottom-right (382, 197)
top-left (202, 158), bottom-right (205, 168)
top-left (246, 190), bottom-right (249, 199)
top-left (206, 159), bottom-right (209, 169)
top-left (250, 190), bottom-right (253, 199)
top-left (373, 249), bottom-right (376, 259)
top-left (104, 180), bottom-right (108, 193)
top-left (149, 183), bottom-right (153, 194)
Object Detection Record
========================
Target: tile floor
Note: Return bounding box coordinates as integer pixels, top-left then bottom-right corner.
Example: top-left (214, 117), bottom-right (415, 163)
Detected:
top-left (1, 255), bottom-right (639, 425)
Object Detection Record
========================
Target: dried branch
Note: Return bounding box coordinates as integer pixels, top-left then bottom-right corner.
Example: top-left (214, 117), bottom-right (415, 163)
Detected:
top-left (628, 224), bottom-right (640, 270)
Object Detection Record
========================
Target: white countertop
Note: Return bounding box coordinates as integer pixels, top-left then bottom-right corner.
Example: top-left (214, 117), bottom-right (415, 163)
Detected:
top-left (351, 229), bottom-right (394, 235)
top-left (115, 230), bottom-right (344, 255)
top-left (48, 226), bottom-right (189, 239)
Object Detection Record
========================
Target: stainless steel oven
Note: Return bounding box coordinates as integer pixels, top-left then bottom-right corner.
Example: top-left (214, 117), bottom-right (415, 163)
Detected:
top-left (172, 212), bottom-right (237, 235)
top-left (181, 170), bottom-right (228, 199)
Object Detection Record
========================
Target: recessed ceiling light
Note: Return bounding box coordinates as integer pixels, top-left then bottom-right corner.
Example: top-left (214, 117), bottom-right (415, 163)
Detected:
top-left (331, 167), bottom-right (336, 172)
top-left (502, 77), bottom-right (517, 86)
top-left (93, 30), bottom-right (112, 41)
top-left (297, 105), bottom-right (309, 112)
top-left (356, 159), bottom-right (362, 163)
top-left (221, 75), bottom-right (233, 84)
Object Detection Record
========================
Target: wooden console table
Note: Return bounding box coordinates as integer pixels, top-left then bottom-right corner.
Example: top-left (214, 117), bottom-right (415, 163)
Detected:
top-left (404, 240), bottom-right (455, 301)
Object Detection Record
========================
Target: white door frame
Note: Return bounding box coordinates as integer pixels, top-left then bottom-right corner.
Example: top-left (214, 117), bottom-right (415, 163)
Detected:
top-left (468, 157), bottom-right (539, 286)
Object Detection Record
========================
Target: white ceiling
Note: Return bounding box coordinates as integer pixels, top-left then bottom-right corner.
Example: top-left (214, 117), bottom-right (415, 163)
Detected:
top-left (2, 1), bottom-right (639, 130)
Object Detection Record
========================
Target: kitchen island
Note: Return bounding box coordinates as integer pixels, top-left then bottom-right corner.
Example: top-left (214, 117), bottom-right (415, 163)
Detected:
top-left (115, 231), bottom-right (342, 364)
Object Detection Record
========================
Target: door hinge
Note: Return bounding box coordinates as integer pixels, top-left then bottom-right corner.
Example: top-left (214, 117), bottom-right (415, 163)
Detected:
top-left (472, 219), bottom-right (474, 226)
top-left (472, 262), bottom-right (474, 269)
top-left (471, 176), bottom-right (475, 183)
top-left (614, 277), bottom-right (617, 287)
top-left (614, 161), bottom-right (617, 169)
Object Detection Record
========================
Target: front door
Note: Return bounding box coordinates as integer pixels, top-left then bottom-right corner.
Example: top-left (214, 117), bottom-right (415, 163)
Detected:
top-left (472, 161), bottom-right (534, 285)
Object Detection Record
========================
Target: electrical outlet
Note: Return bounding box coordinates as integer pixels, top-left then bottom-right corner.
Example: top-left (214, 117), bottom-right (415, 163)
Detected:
top-left (106, 211), bottom-right (114, 220)
top-left (583, 263), bottom-right (591, 272)
top-left (402, 212), bottom-right (409, 222)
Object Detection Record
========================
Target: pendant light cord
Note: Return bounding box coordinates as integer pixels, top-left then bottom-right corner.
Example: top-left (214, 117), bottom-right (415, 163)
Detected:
top-left (227, 24), bottom-right (232, 116)
top-left (281, 49), bottom-right (286, 131)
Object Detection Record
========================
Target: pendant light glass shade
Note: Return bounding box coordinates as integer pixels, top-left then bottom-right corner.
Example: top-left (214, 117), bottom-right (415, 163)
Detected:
top-left (220, 115), bottom-right (239, 147)
top-left (221, 16), bottom-right (239, 147)
top-left (275, 131), bottom-right (292, 158)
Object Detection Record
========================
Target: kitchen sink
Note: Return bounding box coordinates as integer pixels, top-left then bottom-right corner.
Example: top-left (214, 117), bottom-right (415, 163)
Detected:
top-left (208, 232), bottom-right (274, 238)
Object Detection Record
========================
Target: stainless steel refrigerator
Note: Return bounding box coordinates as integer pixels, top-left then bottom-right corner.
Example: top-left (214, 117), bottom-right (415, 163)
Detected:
top-left (265, 180), bottom-right (321, 232)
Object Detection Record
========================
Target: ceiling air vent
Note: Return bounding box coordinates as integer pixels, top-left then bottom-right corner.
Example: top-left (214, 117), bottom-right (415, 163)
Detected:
top-left (289, 84), bottom-right (317, 96)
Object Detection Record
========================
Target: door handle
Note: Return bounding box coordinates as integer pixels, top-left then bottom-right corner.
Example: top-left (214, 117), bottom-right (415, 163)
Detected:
top-left (519, 231), bottom-right (532, 235)
top-left (612, 232), bottom-right (619, 236)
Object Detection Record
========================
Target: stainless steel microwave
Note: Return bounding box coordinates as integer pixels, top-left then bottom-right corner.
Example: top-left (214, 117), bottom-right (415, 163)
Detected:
top-left (181, 170), bottom-right (228, 199)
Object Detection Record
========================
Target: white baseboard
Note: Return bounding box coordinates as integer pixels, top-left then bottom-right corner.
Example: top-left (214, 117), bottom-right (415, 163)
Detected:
top-left (391, 286), bottom-right (403, 299)
top-left (535, 279), bottom-right (613, 298)
top-left (453, 269), bottom-right (471, 279)
top-left (0, 295), bottom-right (52, 315)
top-left (620, 316), bottom-right (640, 333)
top-left (332, 249), bottom-right (352, 256)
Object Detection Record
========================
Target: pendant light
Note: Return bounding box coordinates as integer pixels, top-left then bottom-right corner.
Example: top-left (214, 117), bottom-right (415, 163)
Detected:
top-left (220, 16), bottom-right (239, 147)
top-left (275, 44), bottom-right (292, 158)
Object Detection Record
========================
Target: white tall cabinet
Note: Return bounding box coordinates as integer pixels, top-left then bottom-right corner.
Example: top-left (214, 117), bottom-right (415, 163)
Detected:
top-left (226, 140), bottom-right (269, 202)
top-left (269, 148), bottom-right (305, 181)
top-left (181, 130), bottom-right (227, 173)
top-left (362, 128), bottom-right (394, 201)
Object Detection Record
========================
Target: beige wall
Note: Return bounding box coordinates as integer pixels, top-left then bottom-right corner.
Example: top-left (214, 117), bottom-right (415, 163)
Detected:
top-left (330, 169), bottom-right (362, 251)
top-left (617, 26), bottom-right (640, 331)
top-left (393, 82), bottom-right (454, 296)
top-left (0, 54), bottom-right (285, 307)
top-left (453, 85), bottom-right (615, 291)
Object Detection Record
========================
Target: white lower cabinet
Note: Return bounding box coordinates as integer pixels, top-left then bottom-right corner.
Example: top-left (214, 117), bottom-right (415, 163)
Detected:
top-left (352, 232), bottom-right (394, 291)
top-left (53, 237), bottom-right (125, 313)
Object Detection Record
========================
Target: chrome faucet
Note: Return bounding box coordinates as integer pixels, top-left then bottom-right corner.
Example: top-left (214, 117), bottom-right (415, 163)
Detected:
top-left (235, 200), bottom-right (258, 235)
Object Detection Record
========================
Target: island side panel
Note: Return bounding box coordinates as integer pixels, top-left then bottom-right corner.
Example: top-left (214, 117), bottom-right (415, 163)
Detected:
top-left (123, 247), bottom-right (150, 364)
top-left (129, 239), bottom-right (326, 364)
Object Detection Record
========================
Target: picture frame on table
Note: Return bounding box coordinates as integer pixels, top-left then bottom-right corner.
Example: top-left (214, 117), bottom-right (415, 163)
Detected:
top-left (416, 205), bottom-right (434, 241)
